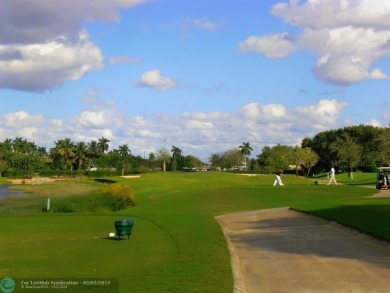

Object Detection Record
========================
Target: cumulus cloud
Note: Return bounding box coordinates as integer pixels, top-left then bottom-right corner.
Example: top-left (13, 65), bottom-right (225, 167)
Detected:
top-left (0, 0), bottom-right (147, 92)
top-left (238, 33), bottom-right (296, 58)
top-left (0, 99), bottom-right (377, 159)
top-left (0, 0), bottom-right (148, 45)
top-left (294, 99), bottom-right (348, 125)
top-left (73, 96), bottom-right (125, 129)
top-left (0, 111), bottom-right (44, 139)
top-left (238, 0), bottom-right (390, 85)
top-left (365, 119), bottom-right (381, 127)
top-left (136, 69), bottom-right (177, 91)
top-left (0, 31), bottom-right (103, 91)
top-left (1, 111), bottom-right (44, 128)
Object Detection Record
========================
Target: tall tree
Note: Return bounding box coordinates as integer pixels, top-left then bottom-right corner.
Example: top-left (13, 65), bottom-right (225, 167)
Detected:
top-left (330, 133), bottom-right (362, 177)
top-left (171, 145), bottom-right (183, 171)
top-left (118, 144), bottom-right (131, 176)
top-left (302, 129), bottom-right (339, 170)
top-left (257, 144), bottom-right (293, 172)
top-left (0, 152), bottom-right (9, 177)
top-left (158, 147), bottom-right (170, 172)
top-left (87, 140), bottom-right (100, 168)
top-left (53, 138), bottom-right (76, 170)
top-left (300, 147), bottom-right (319, 177)
top-left (209, 148), bottom-right (242, 169)
top-left (378, 127), bottom-right (390, 165)
top-left (74, 142), bottom-right (88, 170)
top-left (0, 138), bottom-right (13, 153)
top-left (239, 142), bottom-right (253, 166)
top-left (148, 152), bottom-right (156, 169)
top-left (98, 137), bottom-right (110, 154)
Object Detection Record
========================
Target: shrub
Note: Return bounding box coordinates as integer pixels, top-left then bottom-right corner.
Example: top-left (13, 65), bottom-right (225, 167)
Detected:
top-left (92, 184), bottom-right (135, 211)
top-left (136, 165), bottom-right (152, 173)
top-left (53, 205), bottom-right (75, 213)
top-left (358, 165), bottom-right (378, 173)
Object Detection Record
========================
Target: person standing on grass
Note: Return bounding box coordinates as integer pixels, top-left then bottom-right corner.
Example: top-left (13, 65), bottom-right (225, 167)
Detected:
top-left (273, 171), bottom-right (284, 186)
top-left (327, 166), bottom-right (337, 185)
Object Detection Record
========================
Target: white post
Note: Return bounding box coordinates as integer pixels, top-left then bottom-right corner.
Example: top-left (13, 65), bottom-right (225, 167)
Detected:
top-left (47, 198), bottom-right (51, 211)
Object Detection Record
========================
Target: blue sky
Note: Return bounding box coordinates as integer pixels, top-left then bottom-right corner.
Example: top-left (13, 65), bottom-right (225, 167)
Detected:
top-left (0, 0), bottom-right (389, 161)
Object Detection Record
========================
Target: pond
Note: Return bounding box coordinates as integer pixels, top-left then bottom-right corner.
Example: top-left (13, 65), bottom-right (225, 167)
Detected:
top-left (0, 185), bottom-right (23, 200)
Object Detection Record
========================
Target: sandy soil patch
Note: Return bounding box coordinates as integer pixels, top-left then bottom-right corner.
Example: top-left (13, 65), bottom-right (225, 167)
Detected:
top-left (121, 175), bottom-right (142, 179)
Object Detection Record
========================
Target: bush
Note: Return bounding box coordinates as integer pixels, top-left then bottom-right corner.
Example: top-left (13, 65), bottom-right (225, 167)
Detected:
top-left (92, 184), bottom-right (135, 211)
top-left (53, 205), bottom-right (75, 213)
top-left (358, 166), bottom-right (378, 173)
top-left (136, 165), bottom-right (152, 173)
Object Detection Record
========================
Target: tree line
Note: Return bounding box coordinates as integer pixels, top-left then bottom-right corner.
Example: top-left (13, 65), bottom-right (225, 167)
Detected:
top-left (211, 125), bottom-right (390, 176)
top-left (0, 125), bottom-right (389, 177)
top-left (0, 136), bottom-right (206, 177)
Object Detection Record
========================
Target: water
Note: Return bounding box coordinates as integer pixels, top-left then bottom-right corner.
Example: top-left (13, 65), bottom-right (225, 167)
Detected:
top-left (0, 185), bottom-right (23, 200)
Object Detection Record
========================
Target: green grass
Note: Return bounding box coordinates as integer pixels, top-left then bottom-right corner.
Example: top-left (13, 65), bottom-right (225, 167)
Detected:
top-left (0, 172), bottom-right (389, 292)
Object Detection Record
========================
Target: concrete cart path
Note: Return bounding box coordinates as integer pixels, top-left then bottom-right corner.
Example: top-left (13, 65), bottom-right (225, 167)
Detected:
top-left (216, 207), bottom-right (390, 293)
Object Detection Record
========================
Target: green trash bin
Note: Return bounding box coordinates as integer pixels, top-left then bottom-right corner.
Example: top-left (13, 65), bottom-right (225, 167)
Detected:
top-left (114, 218), bottom-right (134, 240)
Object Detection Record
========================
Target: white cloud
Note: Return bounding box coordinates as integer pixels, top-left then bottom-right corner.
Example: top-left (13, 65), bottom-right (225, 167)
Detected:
top-left (75, 111), bottom-right (107, 128)
top-left (166, 17), bottom-right (224, 35)
top-left (238, 33), bottom-right (296, 58)
top-left (136, 69), bottom-right (177, 91)
top-left (294, 99), bottom-right (348, 124)
top-left (369, 68), bottom-right (388, 80)
top-left (185, 120), bottom-right (214, 130)
top-left (1, 111), bottom-right (44, 128)
top-left (271, 0), bottom-right (390, 30)
top-left (0, 0), bottom-right (147, 92)
top-left (0, 31), bottom-right (103, 91)
top-left (0, 111), bottom-right (44, 140)
top-left (50, 119), bottom-right (64, 128)
top-left (0, 99), bottom-right (381, 159)
top-left (238, 103), bottom-right (287, 121)
top-left (365, 119), bottom-right (381, 127)
top-left (239, 0), bottom-right (390, 85)
top-left (192, 18), bottom-right (224, 31)
top-left (0, 0), bottom-right (148, 45)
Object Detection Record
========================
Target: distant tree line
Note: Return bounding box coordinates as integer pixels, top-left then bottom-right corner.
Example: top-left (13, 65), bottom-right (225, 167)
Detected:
top-left (209, 125), bottom-right (390, 176)
top-left (0, 137), bottom-right (205, 177)
top-left (302, 125), bottom-right (390, 173)
top-left (0, 125), bottom-right (389, 177)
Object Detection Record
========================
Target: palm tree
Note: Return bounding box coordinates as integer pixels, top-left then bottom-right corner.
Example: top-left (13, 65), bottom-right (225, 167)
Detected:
top-left (239, 142), bottom-right (253, 167)
top-left (37, 146), bottom-right (48, 158)
top-left (118, 144), bottom-right (131, 176)
top-left (87, 140), bottom-right (100, 169)
top-left (54, 138), bottom-right (76, 170)
top-left (171, 145), bottom-right (182, 158)
top-left (148, 152), bottom-right (156, 169)
top-left (98, 137), bottom-right (110, 154)
top-left (158, 147), bottom-right (170, 172)
top-left (0, 138), bottom-right (13, 153)
top-left (74, 142), bottom-right (88, 170)
top-left (171, 145), bottom-right (182, 171)
top-left (13, 137), bottom-right (27, 153)
top-left (24, 141), bottom-right (38, 170)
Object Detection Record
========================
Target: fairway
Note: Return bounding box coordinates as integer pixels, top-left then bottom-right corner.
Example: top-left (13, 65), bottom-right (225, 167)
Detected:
top-left (0, 172), bottom-right (389, 292)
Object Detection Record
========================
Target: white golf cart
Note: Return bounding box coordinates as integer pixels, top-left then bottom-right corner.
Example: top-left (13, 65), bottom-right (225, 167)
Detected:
top-left (376, 167), bottom-right (390, 190)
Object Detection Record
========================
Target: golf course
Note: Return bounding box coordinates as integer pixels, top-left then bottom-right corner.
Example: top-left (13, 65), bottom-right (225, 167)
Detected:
top-left (0, 171), bottom-right (389, 292)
